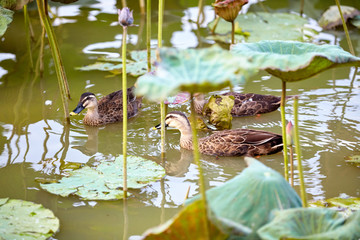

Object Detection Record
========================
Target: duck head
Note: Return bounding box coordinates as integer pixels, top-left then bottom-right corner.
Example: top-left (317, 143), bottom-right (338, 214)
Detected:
top-left (154, 111), bottom-right (191, 131)
top-left (70, 92), bottom-right (98, 116)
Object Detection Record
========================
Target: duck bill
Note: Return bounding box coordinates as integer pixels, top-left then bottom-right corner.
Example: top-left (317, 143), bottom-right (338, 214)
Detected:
top-left (70, 103), bottom-right (85, 116)
top-left (153, 123), bottom-right (168, 130)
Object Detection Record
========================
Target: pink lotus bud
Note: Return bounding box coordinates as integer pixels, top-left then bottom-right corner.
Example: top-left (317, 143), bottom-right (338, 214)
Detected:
top-left (118, 7), bottom-right (134, 27)
top-left (286, 121), bottom-right (294, 146)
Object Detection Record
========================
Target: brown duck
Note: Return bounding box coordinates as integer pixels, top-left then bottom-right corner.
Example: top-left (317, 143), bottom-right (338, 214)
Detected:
top-left (194, 92), bottom-right (283, 117)
top-left (156, 111), bottom-right (283, 157)
top-left (70, 86), bottom-right (142, 126)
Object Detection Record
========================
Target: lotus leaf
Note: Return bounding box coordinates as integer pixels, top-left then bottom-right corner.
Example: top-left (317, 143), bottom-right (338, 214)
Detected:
top-left (231, 40), bottom-right (360, 82)
top-left (310, 197), bottom-right (360, 217)
top-left (319, 5), bottom-right (360, 30)
top-left (77, 50), bottom-right (155, 76)
top-left (208, 12), bottom-right (310, 43)
top-left (40, 155), bottom-right (165, 200)
top-left (0, 6), bottom-right (13, 37)
top-left (350, 15), bottom-right (360, 28)
top-left (203, 95), bottom-right (234, 130)
top-left (258, 208), bottom-right (360, 240)
top-left (135, 46), bottom-right (256, 101)
top-left (0, 198), bottom-right (59, 240)
top-left (186, 157), bottom-right (302, 239)
top-left (142, 199), bottom-right (230, 240)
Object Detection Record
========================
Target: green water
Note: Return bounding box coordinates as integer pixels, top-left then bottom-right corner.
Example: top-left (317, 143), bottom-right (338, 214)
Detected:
top-left (0, 0), bottom-right (360, 239)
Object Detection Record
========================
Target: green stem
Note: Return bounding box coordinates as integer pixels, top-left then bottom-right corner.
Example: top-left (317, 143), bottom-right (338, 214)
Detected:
top-left (146, 0), bottom-right (151, 72)
top-left (122, 0), bottom-right (127, 7)
top-left (293, 96), bottom-right (307, 207)
top-left (280, 81), bottom-right (289, 181)
top-left (335, 0), bottom-right (355, 55)
top-left (139, 0), bottom-right (145, 15)
top-left (122, 26), bottom-right (128, 198)
top-left (190, 95), bottom-right (209, 240)
top-left (211, 16), bottom-right (220, 34)
top-left (36, 0), bottom-right (70, 121)
top-left (24, 4), bottom-right (34, 70)
top-left (231, 20), bottom-right (235, 44)
top-left (158, 0), bottom-right (166, 155)
top-left (289, 145), bottom-right (294, 187)
top-left (197, 0), bottom-right (204, 24)
top-left (300, 0), bottom-right (304, 17)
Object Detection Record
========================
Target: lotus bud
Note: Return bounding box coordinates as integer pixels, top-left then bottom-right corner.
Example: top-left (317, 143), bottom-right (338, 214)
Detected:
top-left (286, 121), bottom-right (294, 146)
top-left (118, 7), bottom-right (134, 27)
top-left (213, 0), bottom-right (248, 22)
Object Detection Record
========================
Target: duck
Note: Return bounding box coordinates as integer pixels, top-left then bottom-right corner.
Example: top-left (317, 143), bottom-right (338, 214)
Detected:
top-left (194, 92), bottom-right (284, 117)
top-left (70, 86), bottom-right (142, 126)
top-left (155, 111), bottom-right (283, 157)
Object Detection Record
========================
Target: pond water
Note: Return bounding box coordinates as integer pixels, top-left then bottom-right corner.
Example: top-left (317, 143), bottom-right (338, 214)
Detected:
top-left (0, 0), bottom-right (360, 239)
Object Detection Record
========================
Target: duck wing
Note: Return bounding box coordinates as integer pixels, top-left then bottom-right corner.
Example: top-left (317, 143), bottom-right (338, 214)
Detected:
top-left (222, 92), bottom-right (282, 116)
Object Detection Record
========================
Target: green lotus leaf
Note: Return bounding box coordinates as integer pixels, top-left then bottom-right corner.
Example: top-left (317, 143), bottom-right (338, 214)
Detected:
top-left (310, 196), bottom-right (360, 217)
top-left (258, 208), bottom-right (360, 240)
top-left (40, 155), bottom-right (165, 200)
top-left (0, 6), bottom-right (13, 37)
top-left (0, 198), bottom-right (59, 240)
top-left (319, 5), bottom-right (360, 30)
top-left (186, 157), bottom-right (302, 239)
top-left (208, 12), bottom-right (311, 43)
top-left (142, 199), bottom-right (230, 240)
top-left (203, 95), bottom-right (234, 130)
top-left (76, 50), bottom-right (155, 76)
top-left (231, 40), bottom-right (360, 82)
top-left (135, 45), bottom-right (257, 101)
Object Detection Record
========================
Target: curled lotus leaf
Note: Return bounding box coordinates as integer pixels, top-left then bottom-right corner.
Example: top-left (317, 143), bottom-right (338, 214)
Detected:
top-left (258, 208), bottom-right (360, 240)
top-left (0, 198), bottom-right (59, 240)
top-left (186, 157), bottom-right (302, 239)
top-left (231, 40), bottom-right (360, 82)
top-left (319, 5), bottom-right (360, 30)
top-left (135, 45), bottom-right (256, 101)
top-left (203, 95), bottom-right (234, 130)
top-left (310, 196), bottom-right (360, 217)
top-left (40, 155), bottom-right (165, 200)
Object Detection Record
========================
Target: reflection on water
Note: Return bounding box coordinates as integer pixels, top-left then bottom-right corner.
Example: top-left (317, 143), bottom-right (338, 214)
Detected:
top-left (0, 0), bottom-right (360, 239)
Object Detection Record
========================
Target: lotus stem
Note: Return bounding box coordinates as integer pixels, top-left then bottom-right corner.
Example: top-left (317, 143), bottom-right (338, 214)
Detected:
top-left (231, 20), bottom-right (235, 44)
top-left (36, 0), bottom-right (70, 121)
top-left (300, 0), bottom-right (304, 17)
top-left (211, 16), bottom-right (220, 34)
top-left (146, 0), bottom-right (151, 72)
top-left (139, 0), bottom-right (145, 15)
top-left (122, 26), bottom-right (128, 198)
top-left (39, 28), bottom-right (45, 76)
top-left (24, 4), bottom-right (34, 70)
top-left (293, 96), bottom-right (308, 207)
top-left (190, 95), bottom-right (210, 240)
top-left (122, 0), bottom-right (127, 7)
top-left (158, 0), bottom-right (166, 156)
top-left (334, 0), bottom-right (355, 55)
top-left (197, 0), bottom-right (204, 24)
top-left (289, 145), bottom-right (294, 187)
top-left (280, 81), bottom-right (289, 181)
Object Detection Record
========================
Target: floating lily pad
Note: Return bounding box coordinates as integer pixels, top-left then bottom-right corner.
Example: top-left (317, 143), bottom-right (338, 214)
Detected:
top-left (0, 6), bottom-right (13, 37)
top-left (40, 155), bottom-right (165, 200)
top-left (258, 208), bottom-right (360, 240)
top-left (319, 5), bottom-right (360, 30)
top-left (186, 157), bottom-right (302, 239)
top-left (0, 198), bottom-right (60, 240)
top-left (135, 45), bottom-right (256, 101)
top-left (231, 40), bottom-right (360, 82)
top-left (208, 12), bottom-right (311, 43)
top-left (77, 50), bottom-right (155, 77)
top-left (142, 199), bottom-right (230, 240)
top-left (203, 95), bottom-right (234, 130)
top-left (310, 196), bottom-right (360, 217)
top-left (344, 155), bottom-right (360, 167)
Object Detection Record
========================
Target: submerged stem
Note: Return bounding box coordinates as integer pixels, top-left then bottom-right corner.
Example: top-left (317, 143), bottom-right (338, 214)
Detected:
top-left (280, 81), bottom-right (289, 181)
top-left (293, 96), bottom-right (307, 207)
top-left (122, 26), bottom-right (128, 197)
top-left (231, 20), bottom-right (235, 44)
top-left (190, 95), bottom-right (209, 240)
top-left (24, 4), bottom-right (34, 70)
